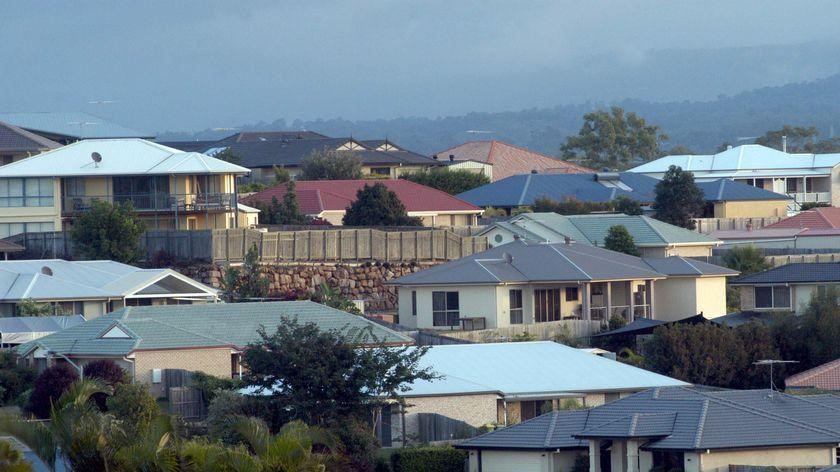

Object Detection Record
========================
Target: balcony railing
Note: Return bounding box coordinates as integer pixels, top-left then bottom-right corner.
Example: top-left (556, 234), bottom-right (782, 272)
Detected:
top-left (62, 193), bottom-right (236, 215)
top-left (788, 192), bottom-right (831, 204)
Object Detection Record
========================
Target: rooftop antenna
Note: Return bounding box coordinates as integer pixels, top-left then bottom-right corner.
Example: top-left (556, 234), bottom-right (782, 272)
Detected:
top-left (754, 359), bottom-right (798, 398)
top-left (91, 152), bottom-right (102, 167)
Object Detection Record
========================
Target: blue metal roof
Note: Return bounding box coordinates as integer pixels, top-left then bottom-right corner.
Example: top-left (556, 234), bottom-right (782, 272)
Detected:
top-left (0, 112), bottom-right (152, 139)
top-left (730, 262), bottom-right (840, 285)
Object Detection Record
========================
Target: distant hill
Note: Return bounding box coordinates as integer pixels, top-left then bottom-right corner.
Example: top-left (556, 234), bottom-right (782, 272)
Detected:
top-left (160, 73), bottom-right (840, 156)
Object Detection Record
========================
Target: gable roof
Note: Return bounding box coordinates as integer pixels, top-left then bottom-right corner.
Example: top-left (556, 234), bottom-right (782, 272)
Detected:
top-left (403, 341), bottom-right (687, 397)
top-left (458, 386), bottom-right (840, 451)
top-left (766, 207), bottom-right (840, 230)
top-left (17, 301), bottom-right (412, 357)
top-left (435, 141), bottom-right (593, 180)
top-left (243, 179), bottom-right (481, 214)
top-left (0, 121), bottom-right (60, 153)
top-left (0, 139), bottom-right (249, 177)
top-left (730, 262), bottom-right (840, 285)
top-left (0, 112), bottom-right (152, 140)
top-left (786, 358), bottom-right (840, 391)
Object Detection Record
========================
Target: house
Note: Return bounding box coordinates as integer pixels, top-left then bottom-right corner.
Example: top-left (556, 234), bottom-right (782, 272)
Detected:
top-left (0, 112), bottom-right (153, 144)
top-left (243, 179), bottom-right (483, 227)
top-left (434, 141), bottom-right (592, 181)
top-left (456, 386), bottom-right (840, 472)
top-left (456, 172), bottom-right (790, 217)
top-left (729, 262), bottom-right (840, 314)
top-left (0, 315), bottom-right (85, 347)
top-left (0, 138), bottom-right (250, 237)
top-left (389, 239), bottom-right (738, 329)
top-left (481, 213), bottom-right (721, 257)
top-left (709, 227), bottom-right (840, 249)
top-left (0, 120), bottom-right (60, 166)
top-left (0, 259), bottom-right (219, 318)
top-left (15, 301), bottom-right (412, 397)
top-left (386, 341), bottom-right (687, 446)
top-left (629, 144), bottom-right (840, 212)
top-left (786, 358), bottom-right (840, 391)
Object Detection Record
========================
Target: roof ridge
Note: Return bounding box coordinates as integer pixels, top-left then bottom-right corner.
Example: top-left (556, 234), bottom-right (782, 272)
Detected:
top-left (693, 399), bottom-right (709, 448)
top-left (546, 244), bottom-right (592, 279)
top-left (642, 216), bottom-right (669, 244)
top-left (628, 413), bottom-right (639, 436)
top-left (544, 410), bottom-right (560, 447)
top-left (518, 174), bottom-right (533, 206)
top-left (557, 244), bottom-right (664, 278)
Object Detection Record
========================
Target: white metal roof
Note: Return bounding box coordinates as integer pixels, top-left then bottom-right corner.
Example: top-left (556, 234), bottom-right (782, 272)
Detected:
top-left (0, 138), bottom-right (250, 177)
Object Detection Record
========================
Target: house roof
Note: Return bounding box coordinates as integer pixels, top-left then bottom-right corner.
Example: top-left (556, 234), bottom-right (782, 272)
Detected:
top-left (0, 240), bottom-right (24, 254)
top-left (17, 301), bottom-right (412, 357)
top-left (0, 112), bottom-right (152, 140)
top-left (0, 259), bottom-right (218, 302)
top-left (786, 358), bottom-right (840, 391)
top-left (487, 213), bottom-right (720, 248)
top-left (0, 139), bottom-right (250, 177)
top-left (217, 131), bottom-right (329, 143)
top-left (730, 262), bottom-right (840, 285)
top-left (456, 173), bottom-right (786, 208)
top-left (402, 341), bottom-right (687, 397)
top-left (629, 144), bottom-right (840, 176)
top-left (641, 257), bottom-right (738, 277)
top-left (0, 121), bottom-right (61, 153)
top-left (390, 239), bottom-right (736, 287)
top-left (435, 141), bottom-right (593, 181)
top-left (243, 179), bottom-right (481, 215)
top-left (766, 207), bottom-right (840, 230)
top-left (457, 386), bottom-right (840, 451)
top-left (0, 315), bottom-right (86, 345)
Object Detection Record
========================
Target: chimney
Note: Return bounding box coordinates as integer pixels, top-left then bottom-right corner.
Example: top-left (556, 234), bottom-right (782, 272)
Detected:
top-left (782, 135), bottom-right (788, 153)
top-left (449, 154), bottom-right (455, 162)
top-left (564, 236), bottom-right (572, 245)
top-left (726, 145), bottom-right (733, 150)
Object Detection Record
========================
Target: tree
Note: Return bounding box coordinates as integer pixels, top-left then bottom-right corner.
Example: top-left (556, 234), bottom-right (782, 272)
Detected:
top-left (401, 169), bottom-right (489, 195)
top-left (273, 165), bottom-right (291, 184)
top-left (300, 149), bottom-right (363, 180)
top-left (799, 286), bottom-right (840, 367)
top-left (721, 245), bottom-right (771, 275)
top-left (0, 351), bottom-right (36, 406)
top-left (750, 125), bottom-right (840, 154)
top-left (28, 363), bottom-right (79, 419)
top-left (652, 165), bottom-right (705, 229)
top-left (0, 440), bottom-right (34, 472)
top-left (603, 225), bottom-right (639, 256)
top-left (221, 244), bottom-right (270, 302)
top-left (233, 417), bottom-right (338, 472)
top-left (213, 148), bottom-right (243, 165)
top-left (256, 181), bottom-right (310, 225)
top-left (70, 200), bottom-right (145, 263)
top-left (342, 183), bottom-right (421, 226)
top-left (15, 298), bottom-right (53, 316)
top-left (83, 359), bottom-right (126, 410)
top-left (532, 197), bottom-right (611, 215)
top-left (314, 282), bottom-right (362, 315)
top-left (612, 195), bottom-right (643, 216)
top-left (106, 382), bottom-right (160, 440)
top-left (800, 202), bottom-right (830, 211)
top-left (561, 106), bottom-right (667, 170)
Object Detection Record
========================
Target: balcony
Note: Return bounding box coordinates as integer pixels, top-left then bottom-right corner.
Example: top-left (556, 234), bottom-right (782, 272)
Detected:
top-left (62, 193), bottom-right (236, 215)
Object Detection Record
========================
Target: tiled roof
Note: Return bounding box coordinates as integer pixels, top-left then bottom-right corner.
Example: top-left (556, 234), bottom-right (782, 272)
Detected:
top-left (458, 386), bottom-right (840, 451)
top-left (243, 179), bottom-right (481, 214)
top-left (766, 207), bottom-right (840, 230)
top-left (0, 121), bottom-right (60, 153)
top-left (435, 141), bottom-right (593, 181)
top-left (786, 359), bottom-right (840, 391)
top-left (0, 112), bottom-right (152, 139)
top-left (218, 131), bottom-right (328, 143)
top-left (730, 262), bottom-right (840, 285)
top-left (696, 179), bottom-right (790, 202)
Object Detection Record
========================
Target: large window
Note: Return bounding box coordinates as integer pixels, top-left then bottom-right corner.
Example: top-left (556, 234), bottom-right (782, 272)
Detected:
top-left (432, 291), bottom-right (459, 327)
top-left (565, 286), bottom-right (579, 301)
top-left (535, 288), bottom-right (562, 322)
top-left (509, 289), bottom-right (523, 324)
top-left (0, 178), bottom-right (53, 207)
top-left (754, 286), bottom-right (791, 309)
top-left (113, 176), bottom-right (169, 209)
top-left (0, 222), bottom-right (54, 238)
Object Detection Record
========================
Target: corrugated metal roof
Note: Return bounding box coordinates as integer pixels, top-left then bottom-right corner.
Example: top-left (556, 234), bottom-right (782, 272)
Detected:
top-left (0, 139), bottom-right (249, 177)
top-left (0, 112), bottom-right (152, 139)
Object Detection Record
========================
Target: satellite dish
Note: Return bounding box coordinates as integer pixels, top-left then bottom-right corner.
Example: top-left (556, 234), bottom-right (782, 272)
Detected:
top-left (91, 152), bottom-right (102, 163)
top-left (41, 266), bottom-right (53, 276)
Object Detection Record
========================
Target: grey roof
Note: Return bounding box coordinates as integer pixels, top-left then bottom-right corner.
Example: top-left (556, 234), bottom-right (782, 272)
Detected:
top-left (0, 112), bottom-right (152, 140)
top-left (0, 121), bottom-right (60, 152)
top-left (731, 262), bottom-right (840, 285)
top-left (458, 386), bottom-right (840, 451)
top-left (696, 179), bottom-right (791, 201)
top-left (17, 301), bottom-right (412, 357)
top-left (710, 311), bottom-right (777, 327)
top-left (642, 257), bottom-right (738, 277)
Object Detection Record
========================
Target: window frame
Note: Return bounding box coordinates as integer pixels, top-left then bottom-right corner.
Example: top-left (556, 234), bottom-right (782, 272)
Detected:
top-left (753, 285), bottom-right (791, 310)
top-left (534, 288), bottom-right (562, 323)
top-left (432, 291), bottom-right (460, 327)
top-left (509, 289), bottom-right (523, 324)
top-left (565, 286), bottom-right (579, 302)
top-left (0, 177), bottom-right (54, 208)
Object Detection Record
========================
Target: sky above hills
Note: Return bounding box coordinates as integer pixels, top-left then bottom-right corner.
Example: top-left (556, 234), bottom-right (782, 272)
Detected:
top-left (3, 1), bottom-right (840, 134)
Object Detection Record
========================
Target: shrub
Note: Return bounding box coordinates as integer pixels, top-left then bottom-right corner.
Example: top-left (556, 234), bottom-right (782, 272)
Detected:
top-left (190, 371), bottom-right (243, 406)
top-left (390, 447), bottom-right (467, 472)
top-left (206, 390), bottom-right (247, 445)
top-left (70, 200), bottom-right (145, 263)
top-left (107, 382), bottom-right (159, 438)
top-left (83, 359), bottom-right (127, 410)
top-left (28, 363), bottom-right (79, 418)
top-left (608, 314), bottom-right (627, 331)
top-left (148, 249), bottom-right (176, 268)
top-left (0, 352), bottom-right (36, 407)
top-left (330, 417), bottom-right (379, 472)
top-left (571, 453), bottom-right (590, 472)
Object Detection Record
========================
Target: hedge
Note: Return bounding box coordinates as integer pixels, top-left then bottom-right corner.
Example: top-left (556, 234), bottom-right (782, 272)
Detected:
top-left (390, 447), bottom-right (466, 472)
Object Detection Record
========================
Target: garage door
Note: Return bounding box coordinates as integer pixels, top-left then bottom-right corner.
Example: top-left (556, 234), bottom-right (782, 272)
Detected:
top-left (481, 451), bottom-right (547, 472)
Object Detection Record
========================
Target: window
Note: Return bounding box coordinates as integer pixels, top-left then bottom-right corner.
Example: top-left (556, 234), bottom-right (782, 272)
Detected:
top-left (432, 291), bottom-right (459, 327)
top-left (370, 167), bottom-right (391, 176)
top-left (535, 288), bottom-right (561, 322)
top-left (0, 178), bottom-right (53, 207)
top-left (565, 286), bottom-right (579, 302)
top-left (62, 178), bottom-right (86, 197)
top-left (786, 178), bottom-right (798, 193)
top-left (411, 291), bottom-right (417, 317)
top-left (0, 222), bottom-right (54, 238)
top-left (509, 289), bottom-right (523, 324)
top-left (494, 234), bottom-right (503, 243)
top-left (754, 286), bottom-right (791, 309)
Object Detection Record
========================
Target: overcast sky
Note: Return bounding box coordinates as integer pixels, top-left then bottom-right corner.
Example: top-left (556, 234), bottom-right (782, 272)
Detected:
top-left (3, 1), bottom-right (840, 133)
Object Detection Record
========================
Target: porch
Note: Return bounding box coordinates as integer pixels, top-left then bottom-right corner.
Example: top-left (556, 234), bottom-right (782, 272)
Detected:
top-left (531, 280), bottom-right (654, 324)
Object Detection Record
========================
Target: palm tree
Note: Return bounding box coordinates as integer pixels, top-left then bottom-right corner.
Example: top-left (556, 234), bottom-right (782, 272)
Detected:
top-left (0, 440), bottom-right (35, 472)
top-left (233, 417), bottom-right (338, 472)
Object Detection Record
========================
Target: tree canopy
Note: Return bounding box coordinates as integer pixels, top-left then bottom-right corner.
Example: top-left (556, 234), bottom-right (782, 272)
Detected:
top-left (603, 225), bottom-right (639, 256)
top-left (255, 181), bottom-right (310, 225)
top-left (532, 195), bottom-right (643, 216)
top-left (561, 106), bottom-right (667, 170)
top-left (721, 245), bottom-right (771, 275)
top-left (300, 149), bottom-right (363, 180)
top-left (652, 165), bottom-right (705, 229)
top-left (753, 125), bottom-right (840, 153)
top-left (342, 183), bottom-right (421, 226)
top-left (401, 169), bottom-right (489, 195)
top-left (70, 200), bottom-right (146, 264)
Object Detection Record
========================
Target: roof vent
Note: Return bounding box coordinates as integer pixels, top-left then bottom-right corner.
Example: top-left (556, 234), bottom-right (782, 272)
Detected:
top-left (502, 252), bottom-right (513, 264)
top-left (41, 266), bottom-right (53, 276)
top-left (564, 236), bottom-right (572, 245)
top-left (449, 154), bottom-right (455, 162)
top-left (595, 172), bottom-right (620, 182)
top-left (531, 169), bottom-right (538, 174)
top-left (432, 154), bottom-right (438, 160)
top-left (91, 152), bottom-right (102, 167)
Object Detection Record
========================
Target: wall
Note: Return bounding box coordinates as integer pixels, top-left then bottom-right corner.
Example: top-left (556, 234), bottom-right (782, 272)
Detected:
top-left (693, 277), bottom-right (728, 318)
top-left (653, 278), bottom-right (698, 321)
top-left (739, 284), bottom-right (812, 315)
top-left (0, 178), bottom-right (62, 233)
top-left (467, 450), bottom-right (552, 472)
top-left (403, 285), bottom-right (501, 329)
top-left (714, 200), bottom-right (788, 218)
top-left (133, 347), bottom-right (232, 398)
top-left (403, 393), bottom-right (499, 442)
top-left (698, 446), bottom-right (834, 471)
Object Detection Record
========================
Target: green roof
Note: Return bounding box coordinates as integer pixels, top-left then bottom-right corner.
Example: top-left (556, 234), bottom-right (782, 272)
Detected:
top-left (17, 301), bottom-right (411, 357)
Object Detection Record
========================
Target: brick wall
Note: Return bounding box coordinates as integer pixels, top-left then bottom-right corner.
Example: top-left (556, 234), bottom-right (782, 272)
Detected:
top-left (402, 393), bottom-right (499, 445)
top-left (133, 347), bottom-right (233, 398)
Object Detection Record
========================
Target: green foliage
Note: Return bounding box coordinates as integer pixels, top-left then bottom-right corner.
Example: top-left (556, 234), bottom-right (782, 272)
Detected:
top-left (570, 454), bottom-right (590, 472)
top-left (533, 196), bottom-right (643, 216)
top-left (300, 149), bottom-right (363, 180)
top-left (0, 352), bottom-right (35, 407)
top-left (272, 165), bottom-right (291, 184)
top-left (106, 382), bottom-right (159, 439)
top-left (213, 148), bottom-right (243, 165)
top-left (608, 314), bottom-right (628, 331)
top-left (617, 348), bottom-right (645, 368)
top-left (222, 244), bottom-right (270, 302)
top-left (239, 182), bottom-right (268, 193)
top-left (83, 359), bottom-right (127, 410)
top-left (799, 286), bottom-right (840, 367)
top-left (613, 195), bottom-right (643, 215)
top-left (28, 363), bottom-right (79, 419)
top-left (664, 145), bottom-right (695, 155)
top-left (561, 106), bottom-right (667, 170)
top-left (753, 125), bottom-right (840, 153)
top-left (256, 181), bottom-right (311, 225)
top-left (551, 325), bottom-right (581, 347)
top-left (390, 447), bottom-right (467, 472)
top-left (314, 282), bottom-right (362, 314)
top-left (481, 207), bottom-right (508, 218)
top-left (510, 206), bottom-right (533, 216)
top-left (401, 169), bottom-right (489, 195)
top-left (15, 298), bottom-right (53, 316)
top-left (328, 417), bottom-right (378, 472)
top-left (206, 390), bottom-right (248, 445)
top-left (652, 165), bottom-right (705, 229)
top-left (511, 331), bottom-right (537, 342)
top-left (190, 370), bottom-right (244, 406)
top-left (559, 398), bottom-right (584, 410)
top-left (342, 183), bottom-right (422, 226)
top-left (800, 202), bottom-right (830, 211)
top-left (721, 245), bottom-right (771, 275)
top-left (726, 285), bottom-right (741, 313)
top-left (603, 225), bottom-right (640, 256)
top-left (0, 440), bottom-right (34, 472)
top-left (70, 200), bottom-right (146, 263)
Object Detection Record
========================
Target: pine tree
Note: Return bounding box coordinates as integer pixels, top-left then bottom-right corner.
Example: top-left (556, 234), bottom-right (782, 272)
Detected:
top-left (342, 183), bottom-right (421, 226)
top-left (652, 165), bottom-right (705, 229)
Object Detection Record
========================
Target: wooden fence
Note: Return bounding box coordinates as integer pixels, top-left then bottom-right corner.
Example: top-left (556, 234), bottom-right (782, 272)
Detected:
top-left (442, 320), bottom-right (602, 344)
top-left (409, 331), bottom-right (474, 346)
top-left (168, 387), bottom-right (205, 421)
top-left (213, 228), bottom-right (488, 264)
top-left (417, 413), bottom-right (478, 443)
top-left (692, 217), bottom-right (782, 233)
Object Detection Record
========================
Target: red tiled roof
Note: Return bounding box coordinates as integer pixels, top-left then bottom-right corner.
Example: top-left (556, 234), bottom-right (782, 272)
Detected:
top-left (243, 179), bottom-right (481, 215)
top-left (766, 207), bottom-right (840, 230)
top-left (786, 358), bottom-right (840, 390)
top-left (435, 140), bottom-right (593, 181)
